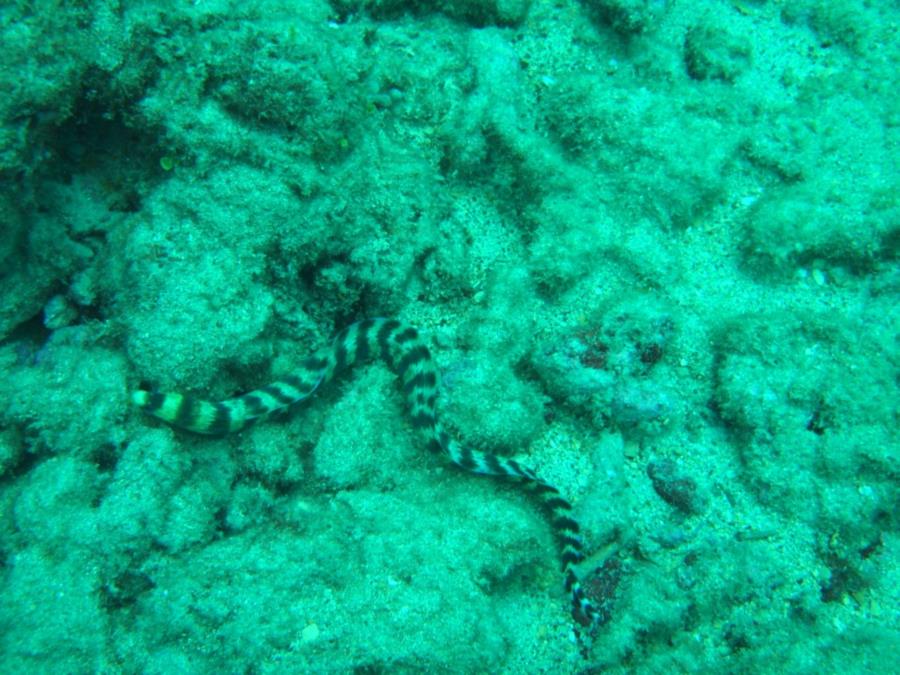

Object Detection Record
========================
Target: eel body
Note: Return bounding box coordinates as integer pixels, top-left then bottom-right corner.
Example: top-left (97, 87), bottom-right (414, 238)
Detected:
top-left (132, 318), bottom-right (599, 626)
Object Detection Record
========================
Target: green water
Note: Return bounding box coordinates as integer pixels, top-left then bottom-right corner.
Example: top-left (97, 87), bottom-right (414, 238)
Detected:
top-left (0, 0), bottom-right (897, 672)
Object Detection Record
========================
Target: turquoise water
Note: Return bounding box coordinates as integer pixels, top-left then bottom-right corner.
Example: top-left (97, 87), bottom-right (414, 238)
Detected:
top-left (0, 1), bottom-right (897, 672)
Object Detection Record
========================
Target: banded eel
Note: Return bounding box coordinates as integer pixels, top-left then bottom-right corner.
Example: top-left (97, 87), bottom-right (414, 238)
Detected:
top-left (131, 318), bottom-right (600, 627)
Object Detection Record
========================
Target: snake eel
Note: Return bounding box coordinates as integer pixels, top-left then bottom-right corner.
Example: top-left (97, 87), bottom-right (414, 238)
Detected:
top-left (131, 317), bottom-right (600, 627)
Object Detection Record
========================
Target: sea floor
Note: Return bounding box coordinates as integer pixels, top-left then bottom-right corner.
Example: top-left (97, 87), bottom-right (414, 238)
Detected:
top-left (0, 1), bottom-right (897, 672)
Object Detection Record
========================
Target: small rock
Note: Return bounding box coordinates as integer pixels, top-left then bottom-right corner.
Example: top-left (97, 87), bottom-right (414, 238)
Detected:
top-left (647, 458), bottom-right (705, 515)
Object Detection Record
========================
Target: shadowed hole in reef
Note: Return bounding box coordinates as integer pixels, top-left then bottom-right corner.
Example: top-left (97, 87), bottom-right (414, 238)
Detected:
top-left (353, 665), bottom-right (387, 675)
top-left (92, 442), bottom-right (120, 474)
top-left (819, 554), bottom-right (865, 603)
top-left (38, 79), bottom-right (168, 212)
top-left (4, 311), bottom-right (51, 367)
top-left (100, 569), bottom-right (156, 611)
